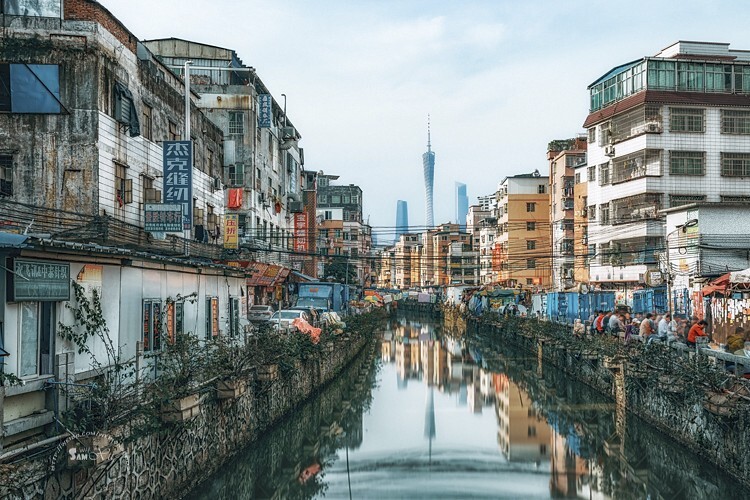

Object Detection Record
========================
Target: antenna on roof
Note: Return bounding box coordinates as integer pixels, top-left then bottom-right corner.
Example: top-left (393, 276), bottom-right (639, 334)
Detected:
top-left (427, 114), bottom-right (431, 152)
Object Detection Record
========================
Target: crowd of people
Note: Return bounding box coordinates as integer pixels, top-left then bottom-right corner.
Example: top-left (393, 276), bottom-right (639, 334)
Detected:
top-left (573, 310), bottom-right (750, 358)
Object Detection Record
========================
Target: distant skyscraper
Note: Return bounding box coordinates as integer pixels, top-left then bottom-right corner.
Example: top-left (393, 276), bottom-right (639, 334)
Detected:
top-left (455, 182), bottom-right (468, 230)
top-left (422, 116), bottom-right (435, 228)
top-left (395, 200), bottom-right (409, 241)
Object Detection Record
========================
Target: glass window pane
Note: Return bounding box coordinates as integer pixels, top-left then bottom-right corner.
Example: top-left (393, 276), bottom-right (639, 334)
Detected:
top-left (20, 303), bottom-right (39, 377)
top-left (10, 64), bottom-right (60, 113)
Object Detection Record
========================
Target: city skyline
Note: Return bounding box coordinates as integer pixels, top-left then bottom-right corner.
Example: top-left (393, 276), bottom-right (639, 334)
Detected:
top-left (103, 1), bottom-right (750, 231)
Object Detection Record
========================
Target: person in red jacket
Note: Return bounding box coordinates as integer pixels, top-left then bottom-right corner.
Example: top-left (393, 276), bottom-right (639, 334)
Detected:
top-left (595, 311), bottom-right (606, 334)
top-left (687, 319), bottom-right (708, 347)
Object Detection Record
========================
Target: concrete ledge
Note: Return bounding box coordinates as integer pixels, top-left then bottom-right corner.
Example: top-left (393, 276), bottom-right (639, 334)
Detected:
top-left (4, 378), bottom-right (48, 398)
top-left (3, 411), bottom-right (54, 437)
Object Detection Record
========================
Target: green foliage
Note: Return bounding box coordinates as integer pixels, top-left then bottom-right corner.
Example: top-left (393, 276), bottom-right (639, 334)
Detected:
top-left (323, 257), bottom-right (358, 284)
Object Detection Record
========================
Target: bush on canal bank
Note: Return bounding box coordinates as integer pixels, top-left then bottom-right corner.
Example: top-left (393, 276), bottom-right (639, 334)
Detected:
top-left (460, 312), bottom-right (750, 487)
top-left (0, 309), bottom-right (386, 499)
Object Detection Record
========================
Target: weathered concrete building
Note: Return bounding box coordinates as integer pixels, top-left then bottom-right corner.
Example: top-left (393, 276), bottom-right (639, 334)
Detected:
top-left (143, 39), bottom-right (305, 269)
top-left (0, 0), bottom-right (225, 242)
top-left (0, 0), bottom-right (248, 456)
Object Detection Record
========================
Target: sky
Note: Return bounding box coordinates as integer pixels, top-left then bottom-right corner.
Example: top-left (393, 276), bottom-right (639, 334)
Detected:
top-left (103, 0), bottom-right (750, 238)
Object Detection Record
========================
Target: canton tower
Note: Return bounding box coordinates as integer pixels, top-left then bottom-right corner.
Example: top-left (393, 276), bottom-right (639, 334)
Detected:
top-left (423, 116), bottom-right (435, 228)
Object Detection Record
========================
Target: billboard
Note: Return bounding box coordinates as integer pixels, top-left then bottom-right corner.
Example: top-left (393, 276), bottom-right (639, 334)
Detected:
top-left (224, 214), bottom-right (239, 249)
top-left (163, 141), bottom-right (193, 229)
top-left (293, 213), bottom-right (308, 254)
top-left (145, 203), bottom-right (183, 232)
top-left (258, 94), bottom-right (272, 128)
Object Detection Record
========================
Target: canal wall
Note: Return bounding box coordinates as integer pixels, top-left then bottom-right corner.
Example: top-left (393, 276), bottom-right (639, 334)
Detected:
top-left (457, 311), bottom-right (750, 487)
top-left (1, 317), bottom-right (380, 499)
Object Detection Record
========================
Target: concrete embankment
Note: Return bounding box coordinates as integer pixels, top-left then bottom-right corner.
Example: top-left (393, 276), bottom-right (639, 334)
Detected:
top-left (447, 309), bottom-right (750, 487)
top-left (1, 314), bottom-right (382, 499)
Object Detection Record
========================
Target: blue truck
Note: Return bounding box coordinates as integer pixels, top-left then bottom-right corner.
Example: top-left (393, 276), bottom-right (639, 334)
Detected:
top-left (295, 282), bottom-right (349, 313)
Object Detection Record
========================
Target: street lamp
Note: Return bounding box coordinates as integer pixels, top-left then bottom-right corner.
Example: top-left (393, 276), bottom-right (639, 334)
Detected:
top-left (665, 218), bottom-right (698, 316)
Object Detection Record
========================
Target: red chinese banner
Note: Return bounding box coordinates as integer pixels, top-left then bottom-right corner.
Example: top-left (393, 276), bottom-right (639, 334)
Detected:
top-left (294, 213), bottom-right (308, 253)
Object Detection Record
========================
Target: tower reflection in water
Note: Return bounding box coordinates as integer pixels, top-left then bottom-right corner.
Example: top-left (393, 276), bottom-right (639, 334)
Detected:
top-left (190, 316), bottom-right (745, 499)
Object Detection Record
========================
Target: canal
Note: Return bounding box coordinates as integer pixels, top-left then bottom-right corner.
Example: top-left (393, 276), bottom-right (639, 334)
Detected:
top-left (187, 314), bottom-right (748, 499)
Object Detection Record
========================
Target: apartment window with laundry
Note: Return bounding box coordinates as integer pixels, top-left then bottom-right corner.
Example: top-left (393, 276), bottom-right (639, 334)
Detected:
top-left (142, 103), bottom-right (153, 141)
top-left (0, 154), bottom-right (12, 196)
top-left (0, 63), bottom-right (61, 113)
top-left (115, 162), bottom-right (132, 206)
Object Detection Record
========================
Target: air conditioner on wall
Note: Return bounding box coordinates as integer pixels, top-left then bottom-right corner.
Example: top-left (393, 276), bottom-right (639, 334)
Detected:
top-left (604, 145), bottom-right (615, 157)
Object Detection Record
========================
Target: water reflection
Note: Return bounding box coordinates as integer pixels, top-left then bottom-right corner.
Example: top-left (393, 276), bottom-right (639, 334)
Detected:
top-left (189, 315), bottom-right (747, 499)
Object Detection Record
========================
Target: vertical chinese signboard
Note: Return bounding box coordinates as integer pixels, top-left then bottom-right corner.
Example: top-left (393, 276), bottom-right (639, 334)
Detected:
top-left (258, 94), bottom-right (272, 128)
top-left (293, 213), bottom-right (308, 257)
top-left (163, 141), bottom-right (193, 229)
top-left (224, 214), bottom-right (239, 249)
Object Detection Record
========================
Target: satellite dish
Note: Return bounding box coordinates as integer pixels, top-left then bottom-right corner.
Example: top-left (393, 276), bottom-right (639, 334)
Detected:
top-left (578, 283), bottom-right (589, 295)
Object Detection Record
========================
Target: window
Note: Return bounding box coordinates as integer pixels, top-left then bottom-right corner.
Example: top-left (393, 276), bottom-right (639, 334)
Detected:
top-left (526, 278), bottom-right (534, 285)
top-left (206, 148), bottom-right (214, 174)
top-left (705, 64), bottom-right (732, 92)
top-left (342, 195), bottom-right (350, 204)
top-left (647, 60), bottom-right (676, 89)
top-left (229, 163), bottom-right (244, 186)
top-left (721, 195), bottom-right (750, 203)
top-left (229, 111), bottom-right (245, 135)
top-left (114, 82), bottom-right (140, 136)
top-left (142, 103), bottom-right (152, 141)
top-left (587, 205), bottom-right (596, 221)
top-left (324, 210), bottom-right (333, 220)
top-left (575, 172), bottom-right (581, 184)
top-left (331, 195), bottom-right (341, 204)
top-left (537, 184), bottom-right (546, 194)
top-left (527, 259), bottom-right (536, 269)
top-left (143, 175), bottom-right (161, 203)
top-left (600, 204), bottom-right (610, 224)
top-left (526, 221), bottom-right (536, 231)
top-left (613, 150), bottom-right (662, 183)
top-left (334, 247), bottom-right (341, 255)
top-left (229, 297), bottom-right (240, 337)
top-left (142, 300), bottom-right (162, 352)
top-left (587, 164), bottom-right (596, 182)
top-left (165, 301), bottom-right (184, 344)
top-left (670, 107), bottom-right (704, 132)
top-left (19, 302), bottom-right (54, 378)
top-left (526, 202), bottom-right (536, 212)
top-left (677, 62), bottom-right (704, 91)
top-left (343, 231), bottom-right (350, 241)
top-left (527, 240), bottom-right (536, 250)
top-left (0, 63), bottom-right (61, 113)
top-left (670, 194), bottom-right (705, 207)
top-left (599, 163), bottom-right (610, 185)
top-left (721, 110), bottom-right (750, 135)
top-left (115, 162), bottom-right (132, 206)
top-left (670, 151), bottom-right (705, 175)
top-left (588, 127), bottom-right (596, 143)
top-left (206, 297), bottom-right (219, 339)
top-left (0, 154), bottom-right (12, 196)
top-left (168, 120), bottom-right (179, 141)
top-left (722, 153), bottom-right (750, 177)
top-left (334, 229), bottom-right (342, 239)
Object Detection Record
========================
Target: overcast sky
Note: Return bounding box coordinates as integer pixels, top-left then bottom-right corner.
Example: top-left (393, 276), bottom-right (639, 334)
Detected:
top-left (104, 0), bottom-right (750, 239)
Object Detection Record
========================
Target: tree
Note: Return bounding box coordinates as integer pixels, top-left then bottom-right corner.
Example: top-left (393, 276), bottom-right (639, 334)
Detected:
top-left (324, 257), bottom-right (358, 284)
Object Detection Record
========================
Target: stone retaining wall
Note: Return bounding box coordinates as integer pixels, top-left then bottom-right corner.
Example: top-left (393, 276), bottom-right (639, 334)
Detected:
top-left (464, 314), bottom-right (750, 487)
top-left (1, 334), bottom-right (370, 499)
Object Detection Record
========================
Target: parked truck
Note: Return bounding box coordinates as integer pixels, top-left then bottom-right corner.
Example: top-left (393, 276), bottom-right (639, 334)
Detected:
top-left (295, 282), bottom-right (349, 314)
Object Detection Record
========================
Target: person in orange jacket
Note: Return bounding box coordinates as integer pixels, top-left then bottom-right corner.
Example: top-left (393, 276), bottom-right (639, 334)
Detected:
top-left (687, 319), bottom-right (708, 347)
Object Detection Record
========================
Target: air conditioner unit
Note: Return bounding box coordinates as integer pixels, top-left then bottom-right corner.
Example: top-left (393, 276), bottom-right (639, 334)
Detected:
top-left (281, 126), bottom-right (296, 140)
top-left (212, 176), bottom-right (221, 191)
top-left (645, 122), bottom-right (661, 133)
top-left (604, 145), bottom-right (615, 157)
top-left (289, 201), bottom-right (303, 213)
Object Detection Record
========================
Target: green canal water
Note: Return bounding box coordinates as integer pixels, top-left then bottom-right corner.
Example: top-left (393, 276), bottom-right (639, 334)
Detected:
top-left (186, 314), bottom-right (748, 499)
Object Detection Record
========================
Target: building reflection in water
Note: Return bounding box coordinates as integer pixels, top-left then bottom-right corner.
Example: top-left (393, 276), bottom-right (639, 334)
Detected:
top-left (190, 316), bottom-right (746, 500)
